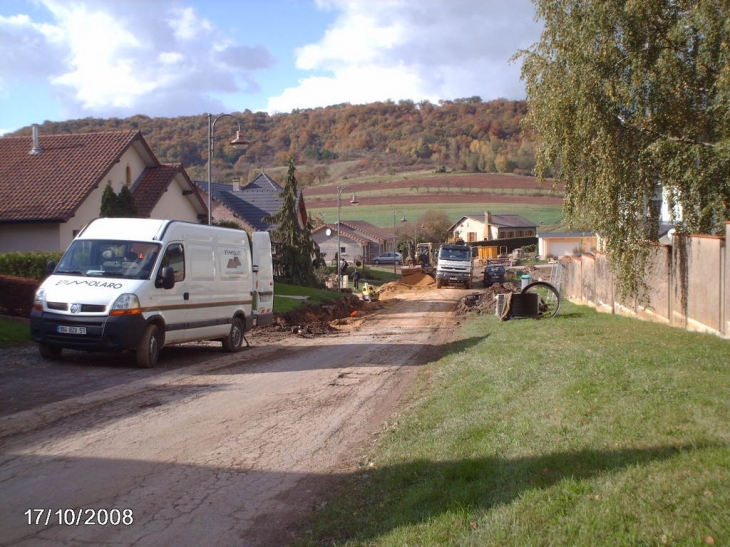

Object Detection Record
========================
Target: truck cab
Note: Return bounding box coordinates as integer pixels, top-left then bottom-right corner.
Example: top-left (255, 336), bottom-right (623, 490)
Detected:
top-left (435, 244), bottom-right (474, 289)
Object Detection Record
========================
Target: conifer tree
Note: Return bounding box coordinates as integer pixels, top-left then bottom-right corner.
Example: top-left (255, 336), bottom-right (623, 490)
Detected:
top-left (100, 183), bottom-right (138, 218)
top-left (117, 184), bottom-right (138, 217)
top-left (100, 183), bottom-right (120, 217)
top-left (266, 160), bottom-right (320, 286)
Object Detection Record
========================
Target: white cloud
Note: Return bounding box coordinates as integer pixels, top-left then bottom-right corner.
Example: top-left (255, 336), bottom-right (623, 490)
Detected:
top-left (1, 0), bottom-right (275, 120)
top-left (268, 0), bottom-right (541, 113)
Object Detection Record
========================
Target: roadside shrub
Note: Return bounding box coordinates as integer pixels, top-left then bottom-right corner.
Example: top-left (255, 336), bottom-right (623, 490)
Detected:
top-left (0, 275), bottom-right (39, 317)
top-left (0, 251), bottom-right (62, 281)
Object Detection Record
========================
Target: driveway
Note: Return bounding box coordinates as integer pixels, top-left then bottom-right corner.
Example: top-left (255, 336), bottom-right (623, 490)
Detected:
top-left (0, 284), bottom-right (468, 546)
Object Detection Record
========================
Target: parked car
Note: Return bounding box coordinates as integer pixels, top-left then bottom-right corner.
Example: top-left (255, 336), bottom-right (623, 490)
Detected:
top-left (483, 264), bottom-right (506, 287)
top-left (372, 252), bottom-right (403, 265)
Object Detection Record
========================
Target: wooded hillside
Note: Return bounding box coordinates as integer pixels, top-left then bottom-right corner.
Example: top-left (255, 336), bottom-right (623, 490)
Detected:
top-left (10, 97), bottom-right (535, 184)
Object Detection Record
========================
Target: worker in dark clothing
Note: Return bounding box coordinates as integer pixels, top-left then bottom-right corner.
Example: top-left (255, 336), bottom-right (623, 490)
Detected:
top-left (340, 258), bottom-right (348, 275)
top-left (352, 269), bottom-right (361, 290)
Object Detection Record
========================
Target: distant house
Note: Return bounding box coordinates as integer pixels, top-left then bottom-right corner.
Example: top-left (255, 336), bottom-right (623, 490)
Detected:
top-left (195, 172), bottom-right (307, 234)
top-left (0, 127), bottom-right (206, 253)
top-left (537, 227), bottom-right (597, 258)
top-left (449, 211), bottom-right (538, 242)
top-left (312, 220), bottom-right (394, 265)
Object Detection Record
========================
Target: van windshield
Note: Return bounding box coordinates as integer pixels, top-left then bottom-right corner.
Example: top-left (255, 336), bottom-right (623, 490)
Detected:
top-left (55, 240), bottom-right (161, 280)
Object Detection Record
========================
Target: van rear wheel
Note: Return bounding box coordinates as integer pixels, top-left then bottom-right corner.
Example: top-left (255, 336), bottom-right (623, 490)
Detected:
top-left (223, 317), bottom-right (245, 352)
top-left (136, 324), bottom-right (161, 368)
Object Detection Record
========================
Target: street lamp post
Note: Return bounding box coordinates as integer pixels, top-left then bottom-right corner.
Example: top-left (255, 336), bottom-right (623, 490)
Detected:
top-left (335, 186), bottom-right (359, 291)
top-left (393, 210), bottom-right (406, 278)
top-left (207, 113), bottom-right (251, 225)
top-left (336, 186), bottom-right (348, 291)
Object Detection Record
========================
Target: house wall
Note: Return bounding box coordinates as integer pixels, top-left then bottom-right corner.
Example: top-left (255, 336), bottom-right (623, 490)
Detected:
top-left (54, 151), bottom-right (150, 250)
top-left (453, 218), bottom-right (486, 242)
top-left (0, 224), bottom-right (60, 252)
top-left (560, 224), bottom-right (728, 339)
top-left (313, 231), bottom-right (363, 265)
top-left (150, 175), bottom-right (202, 223)
top-left (539, 236), bottom-right (598, 258)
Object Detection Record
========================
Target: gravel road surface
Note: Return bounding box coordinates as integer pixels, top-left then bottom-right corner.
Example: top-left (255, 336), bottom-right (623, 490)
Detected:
top-left (0, 285), bottom-right (467, 546)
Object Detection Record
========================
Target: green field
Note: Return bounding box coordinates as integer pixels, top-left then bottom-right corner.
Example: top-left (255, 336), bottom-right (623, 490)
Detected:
top-left (309, 202), bottom-right (565, 230)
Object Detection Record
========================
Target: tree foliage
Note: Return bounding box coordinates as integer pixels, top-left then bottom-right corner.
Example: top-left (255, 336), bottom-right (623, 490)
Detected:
top-left (100, 183), bottom-right (138, 218)
top-left (266, 160), bottom-right (322, 287)
top-left (20, 99), bottom-right (536, 184)
top-left (418, 209), bottom-right (455, 244)
top-left (520, 0), bottom-right (730, 297)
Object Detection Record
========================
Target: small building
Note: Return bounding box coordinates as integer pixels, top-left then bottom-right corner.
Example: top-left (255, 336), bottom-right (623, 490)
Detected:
top-left (312, 220), bottom-right (394, 265)
top-left (537, 227), bottom-right (597, 258)
top-left (449, 211), bottom-right (538, 242)
top-left (0, 126), bottom-right (206, 252)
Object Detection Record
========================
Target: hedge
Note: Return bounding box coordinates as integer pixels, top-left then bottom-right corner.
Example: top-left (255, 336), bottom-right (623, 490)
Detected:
top-left (0, 275), bottom-right (39, 317)
top-left (0, 251), bottom-right (62, 281)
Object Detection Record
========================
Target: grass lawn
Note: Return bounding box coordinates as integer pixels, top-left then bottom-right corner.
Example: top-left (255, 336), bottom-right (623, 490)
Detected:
top-left (0, 317), bottom-right (31, 348)
top-left (295, 302), bottom-right (730, 546)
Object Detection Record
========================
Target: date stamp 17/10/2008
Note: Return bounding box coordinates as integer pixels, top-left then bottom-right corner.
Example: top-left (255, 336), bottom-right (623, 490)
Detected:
top-left (25, 508), bottom-right (134, 526)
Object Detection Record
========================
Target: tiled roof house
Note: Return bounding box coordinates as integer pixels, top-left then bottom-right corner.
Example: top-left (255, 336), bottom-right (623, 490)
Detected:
top-left (449, 211), bottom-right (538, 242)
top-left (196, 172), bottom-right (308, 234)
top-left (312, 220), bottom-right (395, 265)
top-left (0, 127), bottom-right (206, 252)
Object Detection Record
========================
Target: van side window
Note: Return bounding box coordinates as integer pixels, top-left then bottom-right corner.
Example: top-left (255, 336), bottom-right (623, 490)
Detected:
top-left (160, 243), bottom-right (185, 282)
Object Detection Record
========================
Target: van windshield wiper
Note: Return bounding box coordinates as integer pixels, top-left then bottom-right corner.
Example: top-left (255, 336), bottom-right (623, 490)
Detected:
top-left (55, 269), bottom-right (87, 276)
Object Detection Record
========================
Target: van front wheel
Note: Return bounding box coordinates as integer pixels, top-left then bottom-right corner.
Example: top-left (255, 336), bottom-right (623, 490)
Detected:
top-left (136, 324), bottom-right (161, 368)
top-left (223, 317), bottom-right (245, 352)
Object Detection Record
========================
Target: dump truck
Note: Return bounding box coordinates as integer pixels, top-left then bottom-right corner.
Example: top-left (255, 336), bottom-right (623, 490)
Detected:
top-left (435, 243), bottom-right (474, 289)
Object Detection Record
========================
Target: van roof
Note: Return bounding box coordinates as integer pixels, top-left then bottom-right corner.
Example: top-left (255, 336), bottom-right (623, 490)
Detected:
top-left (78, 218), bottom-right (171, 241)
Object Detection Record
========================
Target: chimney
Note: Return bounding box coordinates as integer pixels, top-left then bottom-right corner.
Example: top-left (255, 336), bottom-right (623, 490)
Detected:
top-left (232, 177), bottom-right (240, 192)
top-left (485, 211), bottom-right (492, 225)
top-left (29, 124), bottom-right (42, 155)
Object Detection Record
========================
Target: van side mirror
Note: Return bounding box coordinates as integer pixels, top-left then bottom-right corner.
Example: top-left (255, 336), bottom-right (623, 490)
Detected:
top-left (46, 261), bottom-right (56, 276)
top-left (252, 264), bottom-right (260, 274)
top-left (159, 266), bottom-right (175, 289)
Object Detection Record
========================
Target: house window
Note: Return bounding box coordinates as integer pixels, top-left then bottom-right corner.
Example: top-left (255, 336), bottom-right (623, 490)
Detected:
top-left (467, 232), bottom-right (477, 242)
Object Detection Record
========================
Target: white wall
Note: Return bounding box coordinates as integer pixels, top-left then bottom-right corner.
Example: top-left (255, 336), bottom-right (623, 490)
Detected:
top-left (149, 174), bottom-right (202, 222)
top-left (0, 224), bottom-right (60, 252)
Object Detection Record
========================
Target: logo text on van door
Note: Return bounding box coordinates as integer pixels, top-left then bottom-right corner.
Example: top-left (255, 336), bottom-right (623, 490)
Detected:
top-left (224, 249), bottom-right (243, 270)
top-left (55, 279), bottom-right (124, 289)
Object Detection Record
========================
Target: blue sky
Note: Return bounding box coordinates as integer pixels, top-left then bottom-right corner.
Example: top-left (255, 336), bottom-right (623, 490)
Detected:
top-left (0, 0), bottom-right (542, 135)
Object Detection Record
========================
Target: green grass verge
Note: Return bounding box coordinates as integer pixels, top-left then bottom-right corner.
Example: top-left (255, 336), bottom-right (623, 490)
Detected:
top-left (295, 302), bottom-right (730, 546)
top-left (0, 317), bottom-right (32, 348)
top-left (273, 282), bottom-right (349, 313)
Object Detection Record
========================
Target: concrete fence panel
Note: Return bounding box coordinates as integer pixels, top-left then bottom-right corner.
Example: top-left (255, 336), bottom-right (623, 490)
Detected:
top-left (560, 229), bottom-right (728, 339)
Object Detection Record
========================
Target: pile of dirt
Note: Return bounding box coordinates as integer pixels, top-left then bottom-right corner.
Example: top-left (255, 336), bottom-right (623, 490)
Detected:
top-left (377, 272), bottom-right (436, 298)
top-left (455, 282), bottom-right (519, 315)
top-left (272, 295), bottom-right (362, 329)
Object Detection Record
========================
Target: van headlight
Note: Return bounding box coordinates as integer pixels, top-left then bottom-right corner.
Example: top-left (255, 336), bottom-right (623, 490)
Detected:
top-left (110, 293), bottom-right (141, 316)
top-left (33, 288), bottom-right (46, 311)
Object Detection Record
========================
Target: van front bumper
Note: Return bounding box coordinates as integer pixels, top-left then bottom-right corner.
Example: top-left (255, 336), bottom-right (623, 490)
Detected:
top-left (30, 310), bottom-right (148, 351)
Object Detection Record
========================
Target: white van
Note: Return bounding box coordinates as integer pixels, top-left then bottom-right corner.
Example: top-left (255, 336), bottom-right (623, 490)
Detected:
top-left (30, 218), bottom-right (275, 367)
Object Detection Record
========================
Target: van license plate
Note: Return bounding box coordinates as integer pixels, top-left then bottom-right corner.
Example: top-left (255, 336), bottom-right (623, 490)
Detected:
top-left (58, 326), bottom-right (86, 335)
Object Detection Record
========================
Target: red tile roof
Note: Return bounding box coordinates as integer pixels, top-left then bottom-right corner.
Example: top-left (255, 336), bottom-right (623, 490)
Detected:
top-left (0, 130), bottom-right (144, 222)
top-left (134, 163), bottom-right (204, 218)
